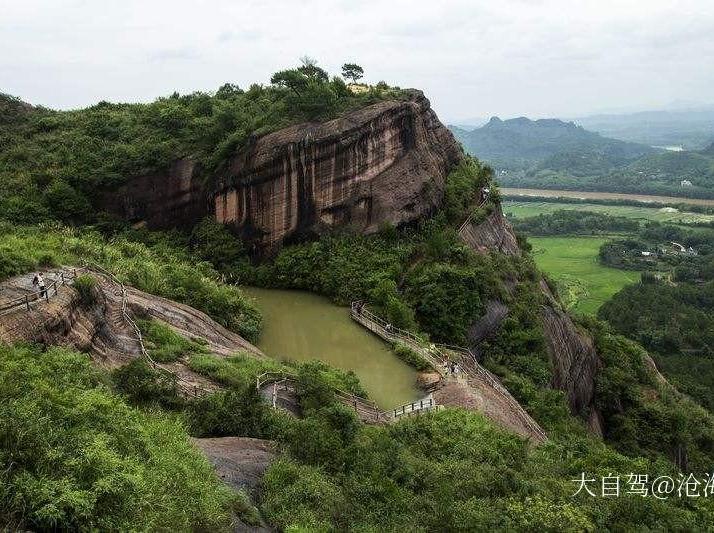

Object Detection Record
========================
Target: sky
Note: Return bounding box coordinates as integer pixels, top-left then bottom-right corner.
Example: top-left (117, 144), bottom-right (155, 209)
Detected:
top-left (2, 0), bottom-right (714, 122)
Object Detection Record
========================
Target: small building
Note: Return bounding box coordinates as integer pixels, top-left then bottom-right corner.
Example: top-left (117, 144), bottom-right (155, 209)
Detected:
top-left (681, 179), bottom-right (693, 187)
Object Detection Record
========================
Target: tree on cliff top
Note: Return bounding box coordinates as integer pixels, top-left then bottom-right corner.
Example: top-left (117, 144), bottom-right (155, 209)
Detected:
top-left (298, 56), bottom-right (329, 82)
top-left (342, 63), bottom-right (364, 84)
top-left (270, 69), bottom-right (308, 96)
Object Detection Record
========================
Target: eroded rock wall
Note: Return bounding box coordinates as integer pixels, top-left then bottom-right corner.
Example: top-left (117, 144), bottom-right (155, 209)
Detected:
top-left (214, 91), bottom-right (462, 250)
top-left (100, 158), bottom-right (207, 229)
top-left (462, 202), bottom-right (603, 434)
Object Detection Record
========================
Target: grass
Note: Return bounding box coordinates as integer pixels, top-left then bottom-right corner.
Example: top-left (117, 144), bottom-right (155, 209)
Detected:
top-left (529, 236), bottom-right (640, 315)
top-left (503, 200), bottom-right (714, 224)
top-left (138, 319), bottom-right (210, 363)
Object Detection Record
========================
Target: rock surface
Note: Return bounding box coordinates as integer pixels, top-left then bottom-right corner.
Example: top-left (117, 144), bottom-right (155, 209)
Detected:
top-left (100, 158), bottom-right (208, 230)
top-left (459, 204), bottom-right (521, 256)
top-left (461, 204), bottom-right (604, 434)
top-left (213, 91), bottom-right (462, 251)
top-left (192, 437), bottom-right (277, 494)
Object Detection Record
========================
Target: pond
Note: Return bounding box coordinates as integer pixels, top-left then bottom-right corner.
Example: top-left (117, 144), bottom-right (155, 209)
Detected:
top-left (242, 287), bottom-right (420, 408)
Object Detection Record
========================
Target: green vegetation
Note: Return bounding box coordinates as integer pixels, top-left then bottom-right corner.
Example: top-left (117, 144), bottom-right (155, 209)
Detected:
top-left (0, 223), bottom-right (262, 341)
top-left (504, 199), bottom-right (714, 223)
top-left (137, 318), bottom-right (209, 363)
top-left (529, 236), bottom-right (640, 314)
top-left (247, 158), bottom-right (501, 344)
top-left (512, 209), bottom-right (639, 236)
top-left (392, 342), bottom-right (432, 371)
top-left (0, 344), bottom-right (234, 531)
top-left (72, 274), bottom-right (97, 307)
top-left (452, 116), bottom-right (714, 198)
top-left (0, 62), bottom-right (407, 226)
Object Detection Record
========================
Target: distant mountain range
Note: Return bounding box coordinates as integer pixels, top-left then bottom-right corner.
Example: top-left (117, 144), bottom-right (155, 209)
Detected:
top-left (573, 107), bottom-right (714, 151)
top-left (449, 116), bottom-right (714, 198)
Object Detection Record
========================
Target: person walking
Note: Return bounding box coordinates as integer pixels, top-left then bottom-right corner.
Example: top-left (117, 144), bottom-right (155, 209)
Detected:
top-left (37, 272), bottom-right (46, 299)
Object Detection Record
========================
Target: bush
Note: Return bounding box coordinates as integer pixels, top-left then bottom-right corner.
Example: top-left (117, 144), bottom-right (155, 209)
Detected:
top-left (392, 342), bottom-right (432, 371)
top-left (113, 358), bottom-right (184, 410)
top-left (0, 345), bottom-right (233, 530)
top-left (72, 274), bottom-right (97, 307)
top-left (138, 318), bottom-right (208, 363)
top-left (186, 386), bottom-right (269, 438)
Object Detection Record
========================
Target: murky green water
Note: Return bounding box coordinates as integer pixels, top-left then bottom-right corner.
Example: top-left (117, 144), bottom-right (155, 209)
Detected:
top-left (243, 287), bottom-right (419, 408)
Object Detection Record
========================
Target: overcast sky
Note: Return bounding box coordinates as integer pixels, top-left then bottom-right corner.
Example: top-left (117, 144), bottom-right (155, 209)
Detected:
top-left (2, 0), bottom-right (713, 122)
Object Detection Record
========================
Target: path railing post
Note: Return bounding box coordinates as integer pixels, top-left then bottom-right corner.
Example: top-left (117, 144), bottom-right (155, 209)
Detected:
top-left (25, 295), bottom-right (30, 311)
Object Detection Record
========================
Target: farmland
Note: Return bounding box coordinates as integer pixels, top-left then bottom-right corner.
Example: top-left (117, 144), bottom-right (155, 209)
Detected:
top-left (528, 236), bottom-right (641, 315)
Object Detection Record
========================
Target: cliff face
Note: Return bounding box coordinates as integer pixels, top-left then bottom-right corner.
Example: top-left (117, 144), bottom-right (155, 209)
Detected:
top-left (213, 91), bottom-right (462, 250)
top-left (101, 158), bottom-right (207, 230)
top-left (459, 204), bottom-right (521, 256)
top-left (463, 203), bottom-right (603, 434)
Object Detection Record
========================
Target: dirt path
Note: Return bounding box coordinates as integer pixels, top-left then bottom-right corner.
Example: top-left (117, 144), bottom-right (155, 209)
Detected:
top-left (501, 187), bottom-right (714, 207)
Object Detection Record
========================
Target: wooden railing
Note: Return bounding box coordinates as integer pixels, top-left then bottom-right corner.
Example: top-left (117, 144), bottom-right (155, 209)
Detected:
top-left (256, 371), bottom-right (433, 423)
top-left (350, 302), bottom-right (547, 441)
top-left (457, 195), bottom-right (488, 235)
top-left (0, 268), bottom-right (86, 316)
top-left (350, 301), bottom-right (447, 375)
top-left (390, 397), bottom-right (438, 419)
top-left (82, 262), bottom-right (210, 398)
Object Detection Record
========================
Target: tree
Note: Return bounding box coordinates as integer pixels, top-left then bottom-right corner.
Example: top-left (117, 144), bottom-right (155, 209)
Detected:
top-left (298, 56), bottom-right (329, 82)
top-left (341, 63), bottom-right (364, 84)
top-left (270, 69), bottom-right (308, 96)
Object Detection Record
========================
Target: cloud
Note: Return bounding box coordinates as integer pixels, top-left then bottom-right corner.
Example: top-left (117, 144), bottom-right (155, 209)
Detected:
top-left (0, 0), bottom-right (712, 119)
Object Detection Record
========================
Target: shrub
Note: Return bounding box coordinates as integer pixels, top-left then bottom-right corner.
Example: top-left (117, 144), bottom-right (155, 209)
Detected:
top-left (72, 274), bottom-right (97, 307)
top-left (186, 386), bottom-right (269, 438)
top-left (138, 318), bottom-right (208, 363)
top-left (112, 358), bottom-right (184, 410)
top-left (0, 344), bottom-right (233, 530)
top-left (392, 342), bottom-right (432, 371)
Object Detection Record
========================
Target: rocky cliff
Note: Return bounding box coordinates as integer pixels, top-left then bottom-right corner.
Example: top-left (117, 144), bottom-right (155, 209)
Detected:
top-left (101, 91), bottom-right (461, 251)
top-left (101, 158), bottom-right (207, 230)
top-left (462, 203), bottom-right (603, 434)
top-left (214, 91), bottom-right (461, 250)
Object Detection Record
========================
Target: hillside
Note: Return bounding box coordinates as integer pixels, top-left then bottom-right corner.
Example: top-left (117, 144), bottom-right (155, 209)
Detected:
top-left (574, 106), bottom-right (714, 150)
top-left (450, 116), bottom-right (654, 171)
top-left (451, 116), bottom-right (714, 198)
top-left (3, 69), bottom-right (714, 529)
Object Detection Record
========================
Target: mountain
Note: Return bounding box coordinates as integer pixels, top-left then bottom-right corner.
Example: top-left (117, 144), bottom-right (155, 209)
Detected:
top-left (451, 116), bottom-right (655, 171)
top-left (451, 115), bottom-right (714, 198)
top-left (574, 107), bottom-right (714, 150)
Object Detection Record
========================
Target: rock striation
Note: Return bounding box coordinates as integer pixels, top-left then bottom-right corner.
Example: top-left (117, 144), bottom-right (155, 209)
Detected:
top-left (101, 158), bottom-right (207, 230)
top-left (101, 92), bottom-right (461, 251)
top-left (213, 91), bottom-right (462, 251)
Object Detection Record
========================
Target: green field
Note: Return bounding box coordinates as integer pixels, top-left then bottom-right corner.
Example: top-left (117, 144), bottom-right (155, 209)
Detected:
top-left (529, 236), bottom-right (640, 315)
top-left (504, 200), bottom-right (714, 224)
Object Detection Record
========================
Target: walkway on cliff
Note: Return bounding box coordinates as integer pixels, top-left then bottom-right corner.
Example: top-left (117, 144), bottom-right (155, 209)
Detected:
top-left (256, 371), bottom-right (438, 425)
top-left (349, 299), bottom-right (547, 441)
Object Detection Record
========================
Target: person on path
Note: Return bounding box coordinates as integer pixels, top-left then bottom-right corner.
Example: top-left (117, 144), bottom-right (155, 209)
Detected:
top-left (37, 272), bottom-right (46, 298)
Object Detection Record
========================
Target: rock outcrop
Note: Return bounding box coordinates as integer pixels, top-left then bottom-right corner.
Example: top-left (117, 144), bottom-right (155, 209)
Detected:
top-left (462, 203), bottom-right (603, 434)
top-left (101, 158), bottom-right (208, 230)
top-left (459, 204), bottom-right (521, 256)
top-left (101, 91), bottom-right (461, 251)
top-left (214, 91), bottom-right (461, 251)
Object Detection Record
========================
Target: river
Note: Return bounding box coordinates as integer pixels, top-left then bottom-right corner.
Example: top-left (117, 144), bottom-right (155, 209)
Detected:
top-left (242, 287), bottom-right (420, 408)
